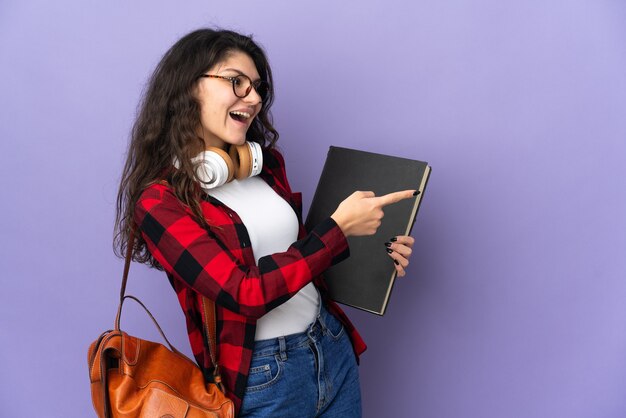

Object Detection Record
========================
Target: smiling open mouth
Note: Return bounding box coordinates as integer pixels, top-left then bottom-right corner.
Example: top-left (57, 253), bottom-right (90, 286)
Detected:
top-left (230, 111), bottom-right (251, 122)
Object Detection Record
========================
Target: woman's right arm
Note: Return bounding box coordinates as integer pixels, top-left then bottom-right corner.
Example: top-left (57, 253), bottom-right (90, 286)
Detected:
top-left (134, 183), bottom-right (350, 319)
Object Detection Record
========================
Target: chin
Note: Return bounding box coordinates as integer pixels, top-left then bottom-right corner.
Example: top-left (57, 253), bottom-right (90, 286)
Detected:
top-left (230, 137), bottom-right (247, 146)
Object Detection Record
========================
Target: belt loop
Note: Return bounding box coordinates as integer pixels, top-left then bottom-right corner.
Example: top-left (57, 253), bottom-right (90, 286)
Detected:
top-left (278, 336), bottom-right (287, 361)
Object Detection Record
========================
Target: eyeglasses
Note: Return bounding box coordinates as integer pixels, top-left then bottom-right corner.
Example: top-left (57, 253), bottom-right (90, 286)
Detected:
top-left (201, 73), bottom-right (270, 101)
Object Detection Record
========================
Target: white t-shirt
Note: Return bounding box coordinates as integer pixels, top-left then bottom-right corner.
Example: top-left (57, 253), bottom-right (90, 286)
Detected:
top-left (207, 176), bottom-right (320, 340)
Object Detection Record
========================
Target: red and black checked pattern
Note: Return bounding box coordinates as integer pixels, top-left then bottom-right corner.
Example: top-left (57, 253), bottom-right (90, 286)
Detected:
top-left (134, 148), bottom-right (366, 414)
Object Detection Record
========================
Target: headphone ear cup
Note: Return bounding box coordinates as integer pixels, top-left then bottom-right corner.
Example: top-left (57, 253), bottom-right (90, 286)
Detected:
top-left (229, 144), bottom-right (252, 180)
top-left (206, 147), bottom-right (235, 182)
top-left (194, 147), bottom-right (235, 189)
top-left (247, 142), bottom-right (263, 177)
top-left (229, 142), bottom-right (264, 180)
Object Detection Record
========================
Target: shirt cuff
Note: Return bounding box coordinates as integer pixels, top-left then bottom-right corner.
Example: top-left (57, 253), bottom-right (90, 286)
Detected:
top-left (311, 217), bottom-right (350, 265)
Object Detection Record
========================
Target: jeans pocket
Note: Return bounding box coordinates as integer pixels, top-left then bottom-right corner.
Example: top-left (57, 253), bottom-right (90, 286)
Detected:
top-left (325, 315), bottom-right (345, 340)
top-left (246, 354), bottom-right (283, 392)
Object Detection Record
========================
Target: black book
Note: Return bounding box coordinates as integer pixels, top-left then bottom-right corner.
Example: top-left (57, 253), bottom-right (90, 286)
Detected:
top-left (305, 146), bottom-right (431, 315)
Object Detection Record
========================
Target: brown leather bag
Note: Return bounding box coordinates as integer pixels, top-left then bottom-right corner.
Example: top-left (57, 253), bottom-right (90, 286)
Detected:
top-left (88, 231), bottom-right (234, 418)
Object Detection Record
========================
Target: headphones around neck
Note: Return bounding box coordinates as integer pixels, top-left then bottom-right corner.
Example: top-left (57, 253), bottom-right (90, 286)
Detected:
top-left (193, 141), bottom-right (263, 189)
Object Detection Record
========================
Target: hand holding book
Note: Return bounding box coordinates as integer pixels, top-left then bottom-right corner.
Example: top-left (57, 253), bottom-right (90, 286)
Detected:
top-left (385, 235), bottom-right (415, 277)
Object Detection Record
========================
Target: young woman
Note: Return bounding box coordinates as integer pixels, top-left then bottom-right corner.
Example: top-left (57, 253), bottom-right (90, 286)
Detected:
top-left (115, 28), bottom-right (416, 417)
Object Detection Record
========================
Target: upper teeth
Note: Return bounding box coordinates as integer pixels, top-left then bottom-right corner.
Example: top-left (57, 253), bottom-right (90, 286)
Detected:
top-left (231, 111), bottom-right (250, 118)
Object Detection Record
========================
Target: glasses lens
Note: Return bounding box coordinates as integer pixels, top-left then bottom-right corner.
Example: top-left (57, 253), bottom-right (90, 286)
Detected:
top-left (254, 81), bottom-right (270, 101)
top-left (232, 75), bottom-right (269, 101)
top-left (233, 75), bottom-right (251, 98)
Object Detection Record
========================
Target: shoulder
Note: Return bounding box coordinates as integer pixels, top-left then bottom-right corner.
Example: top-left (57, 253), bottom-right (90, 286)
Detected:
top-left (134, 181), bottom-right (189, 219)
top-left (136, 181), bottom-right (171, 205)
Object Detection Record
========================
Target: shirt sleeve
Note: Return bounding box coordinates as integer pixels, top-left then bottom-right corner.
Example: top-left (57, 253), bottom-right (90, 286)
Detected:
top-left (134, 184), bottom-right (350, 318)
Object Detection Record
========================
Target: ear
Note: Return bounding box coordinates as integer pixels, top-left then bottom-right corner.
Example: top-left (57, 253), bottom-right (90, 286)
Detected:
top-left (191, 81), bottom-right (202, 103)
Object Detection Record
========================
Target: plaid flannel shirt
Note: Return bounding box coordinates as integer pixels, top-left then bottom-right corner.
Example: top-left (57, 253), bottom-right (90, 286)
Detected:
top-left (134, 147), bottom-right (367, 414)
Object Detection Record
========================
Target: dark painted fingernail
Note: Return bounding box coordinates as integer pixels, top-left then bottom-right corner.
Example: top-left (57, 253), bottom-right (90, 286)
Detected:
top-left (413, 190), bottom-right (421, 196)
top-left (384, 242), bottom-right (391, 247)
top-left (390, 237), bottom-right (397, 242)
top-left (386, 248), bottom-right (393, 254)
top-left (394, 259), bottom-right (400, 265)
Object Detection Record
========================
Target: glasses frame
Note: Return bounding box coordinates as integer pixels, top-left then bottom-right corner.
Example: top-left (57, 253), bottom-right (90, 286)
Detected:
top-left (200, 73), bottom-right (269, 101)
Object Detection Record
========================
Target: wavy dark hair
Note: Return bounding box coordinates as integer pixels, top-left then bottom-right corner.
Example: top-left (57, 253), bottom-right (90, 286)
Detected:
top-left (114, 29), bottom-right (278, 267)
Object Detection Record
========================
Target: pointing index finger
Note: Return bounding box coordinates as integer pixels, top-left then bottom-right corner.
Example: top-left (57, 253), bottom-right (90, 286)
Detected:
top-left (374, 189), bottom-right (418, 207)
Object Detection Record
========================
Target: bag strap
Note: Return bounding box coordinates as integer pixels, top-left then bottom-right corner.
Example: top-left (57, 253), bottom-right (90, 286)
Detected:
top-left (114, 227), bottom-right (135, 328)
top-left (114, 228), bottom-right (178, 354)
top-left (117, 223), bottom-right (224, 389)
top-left (201, 296), bottom-right (225, 391)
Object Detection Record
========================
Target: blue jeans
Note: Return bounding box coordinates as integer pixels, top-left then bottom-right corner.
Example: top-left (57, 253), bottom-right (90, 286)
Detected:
top-left (240, 304), bottom-right (362, 417)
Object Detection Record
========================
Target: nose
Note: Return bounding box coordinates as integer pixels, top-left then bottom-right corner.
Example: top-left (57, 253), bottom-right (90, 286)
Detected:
top-left (243, 86), bottom-right (263, 106)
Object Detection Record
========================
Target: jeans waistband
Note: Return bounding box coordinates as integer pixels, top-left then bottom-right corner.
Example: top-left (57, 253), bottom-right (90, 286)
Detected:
top-left (251, 303), bottom-right (336, 358)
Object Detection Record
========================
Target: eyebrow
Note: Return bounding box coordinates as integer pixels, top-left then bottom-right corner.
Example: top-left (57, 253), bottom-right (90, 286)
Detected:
top-left (220, 68), bottom-right (261, 82)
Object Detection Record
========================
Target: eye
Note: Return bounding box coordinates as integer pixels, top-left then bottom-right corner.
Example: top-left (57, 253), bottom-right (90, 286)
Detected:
top-left (232, 76), bottom-right (244, 86)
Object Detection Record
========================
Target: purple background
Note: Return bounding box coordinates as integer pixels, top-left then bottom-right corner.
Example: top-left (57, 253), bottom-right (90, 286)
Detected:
top-left (1, 1), bottom-right (625, 417)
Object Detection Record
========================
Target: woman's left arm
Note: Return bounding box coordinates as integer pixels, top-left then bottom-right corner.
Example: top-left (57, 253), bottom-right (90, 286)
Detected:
top-left (385, 235), bottom-right (415, 277)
